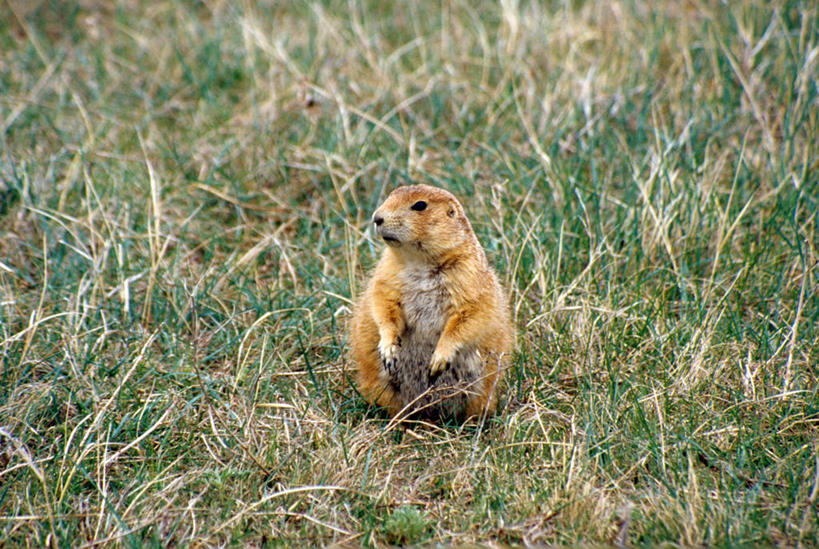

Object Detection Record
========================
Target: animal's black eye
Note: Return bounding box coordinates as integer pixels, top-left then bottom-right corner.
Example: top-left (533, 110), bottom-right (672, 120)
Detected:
top-left (411, 201), bottom-right (427, 211)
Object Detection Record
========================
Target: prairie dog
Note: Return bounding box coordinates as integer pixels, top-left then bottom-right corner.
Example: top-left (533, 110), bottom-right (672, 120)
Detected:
top-left (350, 184), bottom-right (514, 420)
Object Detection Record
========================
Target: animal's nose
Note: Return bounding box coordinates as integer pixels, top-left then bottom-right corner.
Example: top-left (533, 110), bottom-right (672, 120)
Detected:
top-left (373, 214), bottom-right (384, 226)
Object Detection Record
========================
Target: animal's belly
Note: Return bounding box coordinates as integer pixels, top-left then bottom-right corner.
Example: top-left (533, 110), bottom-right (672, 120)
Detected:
top-left (391, 325), bottom-right (482, 419)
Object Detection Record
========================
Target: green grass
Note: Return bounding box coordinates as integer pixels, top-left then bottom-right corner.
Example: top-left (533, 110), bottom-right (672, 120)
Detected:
top-left (1, 0), bottom-right (817, 546)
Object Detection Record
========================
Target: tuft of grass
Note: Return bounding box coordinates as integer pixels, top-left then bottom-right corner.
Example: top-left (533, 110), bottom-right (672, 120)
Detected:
top-left (380, 505), bottom-right (432, 546)
top-left (1, 0), bottom-right (817, 546)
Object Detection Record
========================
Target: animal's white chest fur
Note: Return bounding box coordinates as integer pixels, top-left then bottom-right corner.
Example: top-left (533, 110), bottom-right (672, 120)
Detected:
top-left (400, 264), bottom-right (449, 339)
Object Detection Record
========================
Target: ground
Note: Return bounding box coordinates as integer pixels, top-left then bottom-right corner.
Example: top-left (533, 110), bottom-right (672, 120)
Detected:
top-left (0, 1), bottom-right (817, 547)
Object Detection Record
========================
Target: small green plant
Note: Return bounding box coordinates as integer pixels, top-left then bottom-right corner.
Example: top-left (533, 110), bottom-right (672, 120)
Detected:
top-left (381, 505), bottom-right (432, 546)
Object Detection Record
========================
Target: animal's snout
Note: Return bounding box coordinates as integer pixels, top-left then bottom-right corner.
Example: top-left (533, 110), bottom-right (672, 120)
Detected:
top-left (373, 214), bottom-right (384, 226)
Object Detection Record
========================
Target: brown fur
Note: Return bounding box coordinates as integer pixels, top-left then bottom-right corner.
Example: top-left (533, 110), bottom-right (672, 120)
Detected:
top-left (350, 184), bottom-right (514, 420)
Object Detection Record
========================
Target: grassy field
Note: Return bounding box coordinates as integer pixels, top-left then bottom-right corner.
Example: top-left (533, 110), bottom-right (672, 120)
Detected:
top-left (1, 0), bottom-right (817, 546)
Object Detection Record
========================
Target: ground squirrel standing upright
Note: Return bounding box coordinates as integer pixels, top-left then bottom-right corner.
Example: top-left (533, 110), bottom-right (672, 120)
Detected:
top-left (350, 184), bottom-right (514, 420)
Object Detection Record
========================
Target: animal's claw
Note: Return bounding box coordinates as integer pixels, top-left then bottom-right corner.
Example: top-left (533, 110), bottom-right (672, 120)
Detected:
top-left (429, 352), bottom-right (451, 378)
top-left (379, 337), bottom-right (400, 374)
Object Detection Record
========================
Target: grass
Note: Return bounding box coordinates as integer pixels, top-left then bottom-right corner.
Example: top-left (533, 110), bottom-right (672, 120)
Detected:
top-left (0, 0), bottom-right (817, 546)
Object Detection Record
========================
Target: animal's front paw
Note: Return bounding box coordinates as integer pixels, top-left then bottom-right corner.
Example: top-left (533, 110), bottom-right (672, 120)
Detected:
top-left (378, 336), bottom-right (400, 374)
top-left (429, 351), bottom-right (451, 378)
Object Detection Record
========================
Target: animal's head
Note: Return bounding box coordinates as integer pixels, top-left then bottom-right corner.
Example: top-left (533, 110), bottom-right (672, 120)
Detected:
top-left (372, 184), bottom-right (472, 259)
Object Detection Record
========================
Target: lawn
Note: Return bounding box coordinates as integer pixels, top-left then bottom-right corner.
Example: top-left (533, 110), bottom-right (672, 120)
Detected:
top-left (1, 0), bottom-right (817, 546)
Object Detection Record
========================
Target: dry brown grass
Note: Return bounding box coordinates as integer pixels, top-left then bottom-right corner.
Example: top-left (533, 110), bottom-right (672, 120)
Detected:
top-left (1, 0), bottom-right (817, 546)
